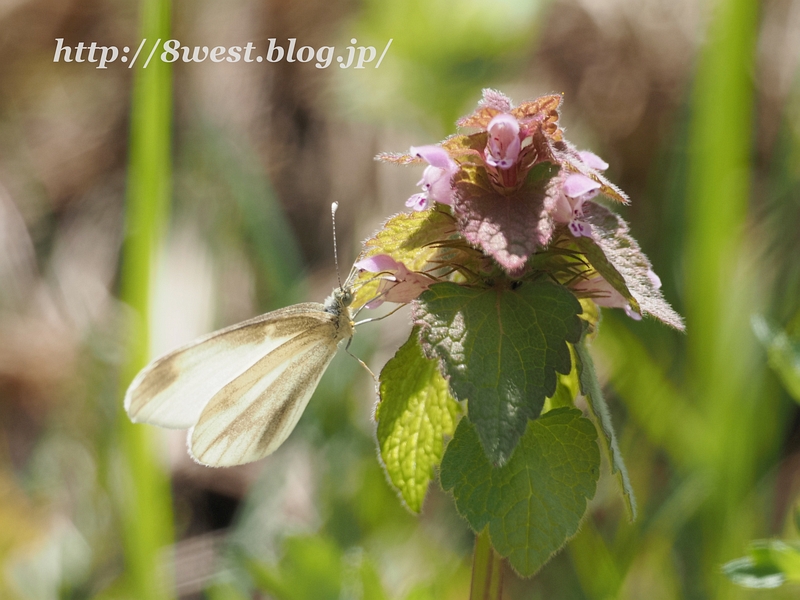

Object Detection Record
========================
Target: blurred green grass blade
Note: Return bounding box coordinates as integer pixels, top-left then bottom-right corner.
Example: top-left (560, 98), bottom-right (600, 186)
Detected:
top-left (595, 317), bottom-right (704, 469)
top-left (115, 0), bottom-right (176, 598)
top-left (683, 2), bottom-right (776, 596)
top-left (685, 0), bottom-right (759, 375)
top-left (568, 519), bottom-right (622, 599)
top-left (245, 537), bottom-right (344, 600)
top-left (203, 581), bottom-right (252, 600)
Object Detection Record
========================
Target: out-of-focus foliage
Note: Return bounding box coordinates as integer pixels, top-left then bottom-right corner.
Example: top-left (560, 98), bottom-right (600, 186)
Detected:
top-left (724, 539), bottom-right (800, 589)
top-left (340, 0), bottom-right (549, 129)
top-left (1, 0), bottom-right (800, 598)
top-left (752, 315), bottom-right (800, 403)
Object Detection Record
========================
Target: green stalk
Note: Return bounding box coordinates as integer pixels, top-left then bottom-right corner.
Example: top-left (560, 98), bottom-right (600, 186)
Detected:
top-left (685, 0), bottom-right (763, 596)
top-left (115, 0), bottom-right (175, 597)
top-left (685, 0), bottom-right (759, 376)
top-left (470, 529), bottom-right (504, 600)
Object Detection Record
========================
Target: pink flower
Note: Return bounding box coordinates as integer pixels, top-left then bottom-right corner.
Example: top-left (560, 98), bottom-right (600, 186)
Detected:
top-left (578, 150), bottom-right (609, 171)
top-left (405, 146), bottom-right (458, 211)
top-left (354, 254), bottom-right (432, 308)
top-left (571, 275), bottom-right (642, 320)
top-left (485, 113), bottom-right (521, 170)
top-left (552, 173), bottom-right (600, 238)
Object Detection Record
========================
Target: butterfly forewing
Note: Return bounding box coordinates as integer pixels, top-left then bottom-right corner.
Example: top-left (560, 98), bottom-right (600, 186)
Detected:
top-left (125, 303), bottom-right (344, 430)
top-left (188, 322), bottom-right (345, 466)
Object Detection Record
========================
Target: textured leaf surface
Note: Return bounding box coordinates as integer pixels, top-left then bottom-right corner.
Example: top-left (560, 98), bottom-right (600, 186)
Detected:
top-left (414, 281), bottom-right (583, 465)
top-left (453, 162), bottom-right (560, 274)
top-left (376, 329), bottom-right (460, 512)
top-left (440, 408), bottom-right (600, 576)
top-left (576, 203), bottom-right (685, 331)
top-left (574, 341), bottom-right (637, 520)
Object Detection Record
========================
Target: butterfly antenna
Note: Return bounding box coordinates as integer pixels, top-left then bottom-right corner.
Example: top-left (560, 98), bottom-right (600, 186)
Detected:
top-left (331, 202), bottom-right (343, 290)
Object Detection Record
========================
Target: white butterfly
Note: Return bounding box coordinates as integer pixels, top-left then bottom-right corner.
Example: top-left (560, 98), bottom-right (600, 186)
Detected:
top-left (124, 280), bottom-right (356, 467)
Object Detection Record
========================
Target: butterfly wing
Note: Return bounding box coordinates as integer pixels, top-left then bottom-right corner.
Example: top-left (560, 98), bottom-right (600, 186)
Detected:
top-left (124, 302), bottom-right (332, 430)
top-left (188, 323), bottom-right (343, 466)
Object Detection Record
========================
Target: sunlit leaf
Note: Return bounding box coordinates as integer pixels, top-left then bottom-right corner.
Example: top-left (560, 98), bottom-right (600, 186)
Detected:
top-left (352, 207), bottom-right (468, 309)
top-left (376, 329), bottom-right (460, 512)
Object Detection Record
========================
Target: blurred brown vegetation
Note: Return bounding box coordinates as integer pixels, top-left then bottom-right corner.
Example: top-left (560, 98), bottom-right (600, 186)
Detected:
top-left (1, 0), bottom-right (800, 598)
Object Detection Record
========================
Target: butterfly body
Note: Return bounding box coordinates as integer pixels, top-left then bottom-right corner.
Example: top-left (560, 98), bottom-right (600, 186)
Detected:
top-left (124, 286), bottom-right (354, 467)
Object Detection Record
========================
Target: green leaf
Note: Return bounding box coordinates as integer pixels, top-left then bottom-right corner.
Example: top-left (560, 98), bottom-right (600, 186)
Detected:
top-left (415, 280), bottom-right (583, 465)
top-left (752, 315), bottom-right (800, 403)
top-left (574, 341), bottom-right (637, 520)
top-left (376, 328), bottom-right (461, 512)
top-left (576, 203), bottom-right (685, 331)
top-left (723, 540), bottom-right (800, 589)
top-left (440, 408), bottom-right (600, 577)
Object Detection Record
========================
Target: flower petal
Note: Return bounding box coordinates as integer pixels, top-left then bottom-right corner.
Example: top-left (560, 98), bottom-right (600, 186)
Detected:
top-left (578, 150), bottom-right (609, 171)
top-left (563, 173), bottom-right (600, 199)
top-left (405, 193), bottom-right (430, 211)
top-left (568, 220), bottom-right (593, 238)
top-left (356, 256), bottom-right (432, 308)
top-left (381, 273), bottom-right (431, 304)
top-left (410, 145), bottom-right (457, 173)
top-left (485, 113), bottom-right (521, 170)
top-left (354, 254), bottom-right (401, 273)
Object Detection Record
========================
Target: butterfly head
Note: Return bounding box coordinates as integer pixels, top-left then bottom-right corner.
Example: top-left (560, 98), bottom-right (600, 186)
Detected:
top-left (324, 284), bottom-right (354, 315)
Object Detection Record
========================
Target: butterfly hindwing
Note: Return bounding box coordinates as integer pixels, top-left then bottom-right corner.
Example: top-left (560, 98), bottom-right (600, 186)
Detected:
top-left (124, 303), bottom-right (333, 429)
top-left (188, 323), bottom-right (342, 466)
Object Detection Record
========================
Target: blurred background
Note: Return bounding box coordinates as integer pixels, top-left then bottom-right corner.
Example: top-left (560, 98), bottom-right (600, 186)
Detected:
top-left (1, 0), bottom-right (799, 598)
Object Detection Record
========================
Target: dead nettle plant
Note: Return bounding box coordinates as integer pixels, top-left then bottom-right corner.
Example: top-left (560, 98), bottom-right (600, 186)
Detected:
top-left (351, 88), bottom-right (684, 585)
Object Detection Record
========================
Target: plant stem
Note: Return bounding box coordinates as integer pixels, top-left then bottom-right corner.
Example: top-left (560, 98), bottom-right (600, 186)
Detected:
top-left (114, 0), bottom-right (175, 597)
top-left (470, 529), bottom-right (504, 600)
